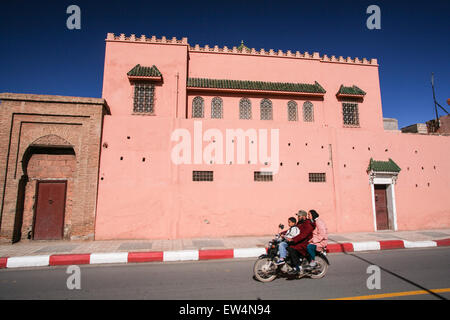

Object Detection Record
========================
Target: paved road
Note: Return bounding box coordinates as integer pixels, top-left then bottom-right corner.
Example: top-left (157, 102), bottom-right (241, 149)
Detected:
top-left (0, 247), bottom-right (449, 300)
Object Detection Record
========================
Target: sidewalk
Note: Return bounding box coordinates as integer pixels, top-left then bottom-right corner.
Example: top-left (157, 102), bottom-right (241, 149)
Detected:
top-left (1, 228), bottom-right (450, 268)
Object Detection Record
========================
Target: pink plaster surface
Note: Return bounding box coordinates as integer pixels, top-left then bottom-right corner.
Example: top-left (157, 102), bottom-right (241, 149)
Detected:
top-left (95, 36), bottom-right (450, 240)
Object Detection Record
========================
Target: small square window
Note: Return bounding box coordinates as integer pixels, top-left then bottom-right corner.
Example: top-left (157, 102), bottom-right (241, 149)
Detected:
top-left (309, 173), bottom-right (326, 183)
top-left (254, 171), bottom-right (273, 182)
top-left (193, 171), bottom-right (213, 181)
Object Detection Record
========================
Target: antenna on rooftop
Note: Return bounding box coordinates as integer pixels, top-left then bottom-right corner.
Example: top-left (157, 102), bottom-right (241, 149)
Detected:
top-left (429, 73), bottom-right (449, 133)
top-left (431, 73), bottom-right (449, 121)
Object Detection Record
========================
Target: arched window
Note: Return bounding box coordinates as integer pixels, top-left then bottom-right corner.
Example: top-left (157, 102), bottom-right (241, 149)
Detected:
top-left (239, 98), bottom-right (252, 119)
top-left (211, 97), bottom-right (223, 119)
top-left (303, 101), bottom-right (314, 122)
top-left (260, 99), bottom-right (273, 120)
top-left (192, 96), bottom-right (204, 118)
top-left (287, 101), bottom-right (298, 121)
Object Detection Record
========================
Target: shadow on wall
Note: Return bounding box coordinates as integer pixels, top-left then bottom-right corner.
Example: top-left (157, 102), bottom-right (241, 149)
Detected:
top-left (12, 146), bottom-right (75, 243)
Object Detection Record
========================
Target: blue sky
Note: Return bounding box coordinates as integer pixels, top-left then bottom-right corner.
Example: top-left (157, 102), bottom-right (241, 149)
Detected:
top-left (0, 0), bottom-right (448, 128)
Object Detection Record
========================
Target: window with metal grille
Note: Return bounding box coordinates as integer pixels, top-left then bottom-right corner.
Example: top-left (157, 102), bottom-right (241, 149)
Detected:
top-left (303, 101), bottom-right (314, 122)
top-left (239, 98), bottom-right (252, 119)
top-left (309, 173), bottom-right (326, 182)
top-left (342, 103), bottom-right (360, 126)
top-left (211, 97), bottom-right (223, 119)
top-left (192, 96), bottom-right (204, 118)
top-left (193, 171), bottom-right (213, 181)
top-left (288, 101), bottom-right (298, 121)
top-left (133, 83), bottom-right (155, 113)
top-left (260, 99), bottom-right (273, 120)
top-left (254, 171), bottom-right (273, 181)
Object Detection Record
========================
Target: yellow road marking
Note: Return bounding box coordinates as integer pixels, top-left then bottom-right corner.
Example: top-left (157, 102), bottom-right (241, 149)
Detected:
top-left (329, 288), bottom-right (450, 300)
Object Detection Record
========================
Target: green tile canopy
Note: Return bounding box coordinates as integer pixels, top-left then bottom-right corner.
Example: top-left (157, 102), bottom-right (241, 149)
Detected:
top-left (127, 64), bottom-right (162, 80)
top-left (337, 84), bottom-right (366, 96)
top-left (187, 78), bottom-right (326, 95)
top-left (368, 158), bottom-right (401, 173)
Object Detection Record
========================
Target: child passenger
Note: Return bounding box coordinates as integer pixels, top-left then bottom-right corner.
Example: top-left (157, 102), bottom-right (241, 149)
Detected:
top-left (275, 217), bottom-right (300, 265)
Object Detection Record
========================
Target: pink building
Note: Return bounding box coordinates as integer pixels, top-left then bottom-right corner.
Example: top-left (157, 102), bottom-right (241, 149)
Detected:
top-left (93, 33), bottom-right (450, 241)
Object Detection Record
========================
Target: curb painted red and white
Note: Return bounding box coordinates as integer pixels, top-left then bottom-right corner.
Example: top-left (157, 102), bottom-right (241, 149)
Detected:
top-left (1, 239), bottom-right (449, 269)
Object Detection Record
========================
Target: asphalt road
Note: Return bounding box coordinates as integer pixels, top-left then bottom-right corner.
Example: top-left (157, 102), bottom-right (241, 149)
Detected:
top-left (0, 247), bottom-right (449, 300)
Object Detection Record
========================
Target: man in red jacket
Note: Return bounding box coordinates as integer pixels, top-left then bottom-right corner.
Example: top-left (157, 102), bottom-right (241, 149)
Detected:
top-left (286, 210), bottom-right (316, 274)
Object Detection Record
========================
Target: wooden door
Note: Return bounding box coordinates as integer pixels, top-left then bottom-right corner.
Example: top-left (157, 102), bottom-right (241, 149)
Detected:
top-left (374, 184), bottom-right (389, 230)
top-left (33, 181), bottom-right (67, 240)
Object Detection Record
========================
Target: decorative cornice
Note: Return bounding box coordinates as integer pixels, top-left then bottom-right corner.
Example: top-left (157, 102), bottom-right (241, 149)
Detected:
top-left (368, 170), bottom-right (399, 185)
top-left (0, 93), bottom-right (107, 106)
top-left (106, 33), bottom-right (379, 66)
top-left (0, 93), bottom-right (111, 115)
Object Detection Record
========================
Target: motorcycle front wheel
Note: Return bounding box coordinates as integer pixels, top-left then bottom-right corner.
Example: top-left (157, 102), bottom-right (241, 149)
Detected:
top-left (253, 258), bottom-right (277, 282)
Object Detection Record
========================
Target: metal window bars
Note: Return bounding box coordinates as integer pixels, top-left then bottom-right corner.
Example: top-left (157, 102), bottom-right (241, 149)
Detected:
top-left (133, 83), bottom-right (154, 113)
top-left (193, 171), bottom-right (213, 181)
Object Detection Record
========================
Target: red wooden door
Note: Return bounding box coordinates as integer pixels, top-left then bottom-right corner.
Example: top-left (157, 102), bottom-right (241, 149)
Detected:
top-left (33, 181), bottom-right (67, 240)
top-left (374, 185), bottom-right (389, 230)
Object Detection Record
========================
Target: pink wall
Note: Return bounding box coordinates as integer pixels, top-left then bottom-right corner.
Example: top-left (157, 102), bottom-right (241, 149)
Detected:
top-left (95, 115), bottom-right (450, 240)
top-left (187, 51), bottom-right (384, 132)
top-left (333, 130), bottom-right (450, 232)
top-left (95, 36), bottom-right (450, 240)
top-left (102, 41), bottom-right (188, 118)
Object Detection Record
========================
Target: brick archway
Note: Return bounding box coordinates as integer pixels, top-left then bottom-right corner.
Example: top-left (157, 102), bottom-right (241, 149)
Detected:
top-left (30, 134), bottom-right (73, 149)
top-left (0, 93), bottom-right (109, 243)
top-left (14, 144), bottom-right (76, 242)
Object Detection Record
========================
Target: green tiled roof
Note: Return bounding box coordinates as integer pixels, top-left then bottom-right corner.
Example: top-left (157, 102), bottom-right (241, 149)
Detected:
top-left (368, 158), bottom-right (401, 173)
top-left (337, 85), bottom-right (366, 96)
top-left (127, 64), bottom-right (162, 77)
top-left (187, 78), bottom-right (326, 94)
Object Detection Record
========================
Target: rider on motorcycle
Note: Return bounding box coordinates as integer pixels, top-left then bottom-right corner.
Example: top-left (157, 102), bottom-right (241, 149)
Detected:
top-left (306, 209), bottom-right (328, 269)
top-left (286, 210), bottom-right (316, 274)
top-left (274, 217), bottom-right (300, 266)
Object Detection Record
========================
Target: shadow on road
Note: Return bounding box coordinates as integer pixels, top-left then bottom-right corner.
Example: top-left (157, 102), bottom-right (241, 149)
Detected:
top-left (329, 240), bottom-right (447, 300)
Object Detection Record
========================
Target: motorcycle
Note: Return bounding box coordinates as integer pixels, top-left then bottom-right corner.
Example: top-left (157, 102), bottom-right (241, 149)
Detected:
top-left (253, 224), bottom-right (330, 282)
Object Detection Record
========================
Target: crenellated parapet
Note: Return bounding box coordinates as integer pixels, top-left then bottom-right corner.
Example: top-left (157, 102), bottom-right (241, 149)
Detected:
top-left (189, 43), bottom-right (377, 66)
top-left (106, 33), bottom-right (378, 66)
top-left (106, 32), bottom-right (188, 45)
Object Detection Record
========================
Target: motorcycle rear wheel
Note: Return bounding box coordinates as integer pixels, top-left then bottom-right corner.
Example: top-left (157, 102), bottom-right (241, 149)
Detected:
top-left (309, 255), bottom-right (328, 279)
top-left (253, 258), bottom-right (277, 282)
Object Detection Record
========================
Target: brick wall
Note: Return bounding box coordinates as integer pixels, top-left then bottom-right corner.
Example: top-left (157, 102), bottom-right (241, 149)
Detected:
top-left (0, 93), bottom-right (109, 243)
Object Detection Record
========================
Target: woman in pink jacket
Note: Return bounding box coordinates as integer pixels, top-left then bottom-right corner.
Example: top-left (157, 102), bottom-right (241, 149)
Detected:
top-left (306, 210), bottom-right (328, 268)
